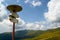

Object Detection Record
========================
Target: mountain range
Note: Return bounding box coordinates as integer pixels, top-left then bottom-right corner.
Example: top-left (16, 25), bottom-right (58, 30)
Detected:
top-left (0, 28), bottom-right (60, 40)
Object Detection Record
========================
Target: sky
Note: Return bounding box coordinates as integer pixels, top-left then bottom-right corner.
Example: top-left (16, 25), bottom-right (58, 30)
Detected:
top-left (0, 0), bottom-right (60, 33)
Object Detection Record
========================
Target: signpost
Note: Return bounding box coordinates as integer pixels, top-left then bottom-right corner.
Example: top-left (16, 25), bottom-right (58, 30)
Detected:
top-left (7, 5), bottom-right (22, 40)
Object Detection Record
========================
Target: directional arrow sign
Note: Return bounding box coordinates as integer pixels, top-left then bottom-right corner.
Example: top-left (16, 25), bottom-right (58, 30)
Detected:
top-left (9, 15), bottom-right (18, 23)
top-left (12, 12), bottom-right (19, 18)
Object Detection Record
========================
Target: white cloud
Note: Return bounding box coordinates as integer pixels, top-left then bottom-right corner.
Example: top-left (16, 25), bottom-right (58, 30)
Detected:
top-left (0, 19), bottom-right (12, 33)
top-left (44, 0), bottom-right (60, 29)
top-left (25, 0), bottom-right (30, 3)
top-left (0, 0), bottom-right (3, 3)
top-left (15, 18), bottom-right (26, 30)
top-left (17, 18), bottom-right (25, 26)
top-left (24, 0), bottom-right (41, 7)
top-left (31, 1), bottom-right (41, 7)
top-left (0, 18), bottom-right (26, 33)
top-left (26, 23), bottom-right (40, 30)
top-left (44, 0), bottom-right (60, 22)
top-left (0, 2), bottom-right (8, 21)
top-left (25, 21), bottom-right (46, 30)
top-left (0, 0), bottom-right (11, 33)
top-left (49, 23), bottom-right (60, 29)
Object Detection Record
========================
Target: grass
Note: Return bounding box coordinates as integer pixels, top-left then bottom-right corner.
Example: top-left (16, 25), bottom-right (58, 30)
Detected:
top-left (23, 28), bottom-right (60, 40)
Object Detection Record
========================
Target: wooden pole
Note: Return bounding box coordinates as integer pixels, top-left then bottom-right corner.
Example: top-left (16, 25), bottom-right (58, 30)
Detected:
top-left (12, 22), bottom-right (15, 40)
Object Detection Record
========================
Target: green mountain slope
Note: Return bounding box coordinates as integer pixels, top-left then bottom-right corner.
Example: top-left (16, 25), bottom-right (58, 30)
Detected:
top-left (26, 30), bottom-right (44, 37)
top-left (0, 30), bottom-right (43, 40)
top-left (0, 28), bottom-right (60, 40)
top-left (24, 28), bottom-right (60, 40)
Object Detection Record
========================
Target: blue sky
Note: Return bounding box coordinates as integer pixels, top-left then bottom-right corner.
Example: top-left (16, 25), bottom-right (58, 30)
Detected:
top-left (0, 0), bottom-right (60, 33)
top-left (5, 0), bottom-right (50, 22)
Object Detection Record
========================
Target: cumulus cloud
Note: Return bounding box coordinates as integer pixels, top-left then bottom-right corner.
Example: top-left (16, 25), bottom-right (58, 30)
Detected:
top-left (0, 18), bottom-right (26, 33)
top-left (0, 19), bottom-right (12, 33)
top-left (0, 0), bottom-right (11, 33)
top-left (25, 21), bottom-right (46, 30)
top-left (44, 0), bottom-right (60, 22)
top-left (44, 0), bottom-right (60, 29)
top-left (0, 0), bottom-right (8, 22)
top-left (24, 0), bottom-right (41, 7)
top-left (15, 18), bottom-right (26, 30)
top-left (26, 23), bottom-right (40, 30)
top-left (31, 1), bottom-right (41, 7)
top-left (49, 23), bottom-right (60, 29)
top-left (0, 0), bottom-right (3, 3)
